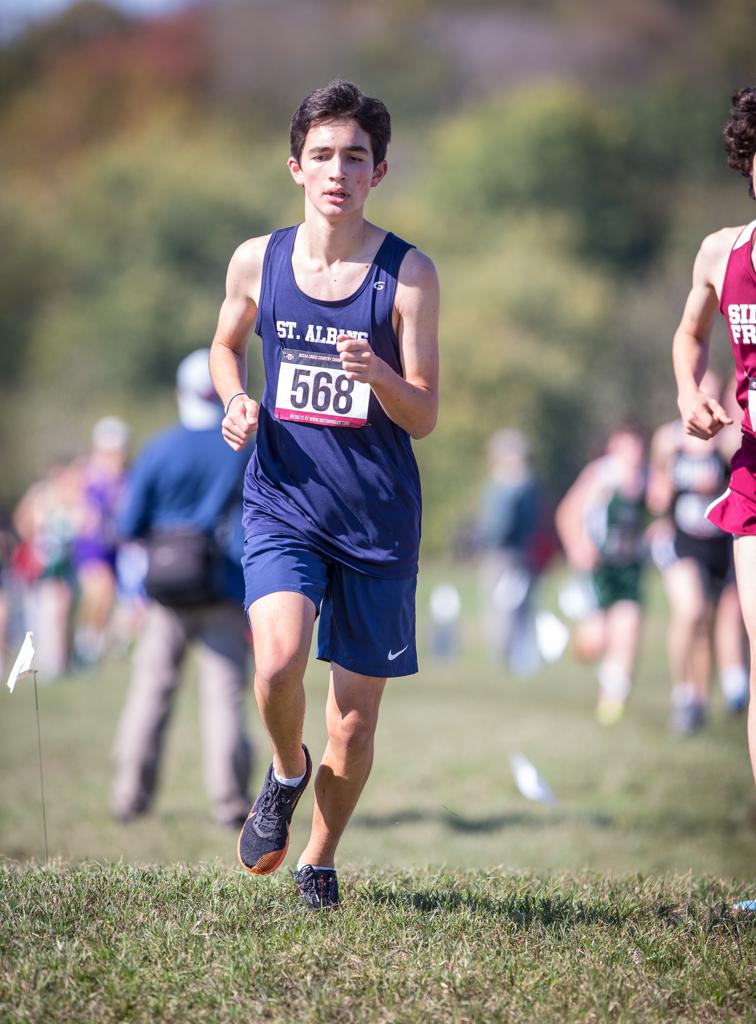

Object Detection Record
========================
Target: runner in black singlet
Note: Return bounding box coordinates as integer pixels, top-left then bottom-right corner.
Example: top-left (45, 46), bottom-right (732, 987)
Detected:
top-left (649, 372), bottom-right (748, 733)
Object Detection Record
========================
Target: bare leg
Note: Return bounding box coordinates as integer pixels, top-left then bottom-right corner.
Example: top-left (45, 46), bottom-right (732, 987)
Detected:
top-left (75, 561), bottom-right (117, 662)
top-left (595, 600), bottom-right (641, 724)
top-left (604, 600), bottom-right (643, 680)
top-left (573, 611), bottom-right (607, 663)
top-left (248, 591), bottom-right (315, 780)
top-left (714, 579), bottom-right (748, 709)
top-left (732, 536), bottom-right (756, 785)
top-left (34, 578), bottom-right (73, 678)
top-left (662, 559), bottom-right (712, 703)
top-left (298, 663), bottom-right (386, 868)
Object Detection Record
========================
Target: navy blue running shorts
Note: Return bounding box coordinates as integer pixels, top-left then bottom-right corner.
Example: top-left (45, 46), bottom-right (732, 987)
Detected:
top-left (242, 531), bottom-right (418, 679)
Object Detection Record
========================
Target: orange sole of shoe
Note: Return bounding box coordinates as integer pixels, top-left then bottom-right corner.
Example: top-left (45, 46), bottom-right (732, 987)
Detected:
top-left (236, 828), bottom-right (289, 875)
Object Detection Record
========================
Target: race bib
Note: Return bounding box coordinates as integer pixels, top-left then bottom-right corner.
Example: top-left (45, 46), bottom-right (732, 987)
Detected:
top-left (749, 377), bottom-right (756, 430)
top-left (275, 349), bottom-right (370, 428)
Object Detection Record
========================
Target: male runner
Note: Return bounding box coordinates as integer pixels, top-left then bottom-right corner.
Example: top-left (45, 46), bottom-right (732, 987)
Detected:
top-left (209, 80), bottom-right (439, 909)
top-left (556, 427), bottom-right (647, 725)
top-left (648, 371), bottom-right (747, 734)
top-left (672, 86), bottom-right (756, 787)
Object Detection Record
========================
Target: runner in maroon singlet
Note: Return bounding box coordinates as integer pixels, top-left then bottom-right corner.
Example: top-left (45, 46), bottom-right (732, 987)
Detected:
top-left (672, 87), bottom-right (756, 785)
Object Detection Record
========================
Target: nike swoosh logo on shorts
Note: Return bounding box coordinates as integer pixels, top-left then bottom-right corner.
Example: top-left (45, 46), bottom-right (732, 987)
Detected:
top-left (388, 645), bottom-right (409, 661)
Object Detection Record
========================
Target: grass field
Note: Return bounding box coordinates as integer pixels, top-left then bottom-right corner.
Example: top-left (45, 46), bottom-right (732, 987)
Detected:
top-left (2, 863), bottom-right (754, 1023)
top-left (1, 563), bottom-right (755, 1021)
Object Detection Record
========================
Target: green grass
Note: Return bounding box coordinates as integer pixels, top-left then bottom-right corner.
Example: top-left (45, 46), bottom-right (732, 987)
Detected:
top-left (1, 563), bottom-right (755, 1022)
top-left (1, 863), bottom-right (754, 1023)
top-left (1, 564), bottom-right (753, 875)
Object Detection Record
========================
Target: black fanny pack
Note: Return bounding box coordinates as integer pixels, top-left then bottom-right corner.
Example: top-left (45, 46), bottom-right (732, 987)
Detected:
top-left (144, 527), bottom-right (222, 606)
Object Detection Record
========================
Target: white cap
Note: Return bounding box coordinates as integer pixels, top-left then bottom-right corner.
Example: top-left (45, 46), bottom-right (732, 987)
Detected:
top-left (92, 416), bottom-right (130, 452)
top-left (176, 348), bottom-right (222, 430)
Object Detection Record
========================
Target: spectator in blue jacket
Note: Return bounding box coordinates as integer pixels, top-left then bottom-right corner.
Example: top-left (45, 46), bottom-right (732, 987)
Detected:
top-left (111, 349), bottom-right (255, 828)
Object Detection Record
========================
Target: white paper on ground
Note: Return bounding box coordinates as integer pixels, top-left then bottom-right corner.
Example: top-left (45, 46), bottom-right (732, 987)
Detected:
top-left (509, 752), bottom-right (557, 805)
top-left (7, 632), bottom-right (35, 693)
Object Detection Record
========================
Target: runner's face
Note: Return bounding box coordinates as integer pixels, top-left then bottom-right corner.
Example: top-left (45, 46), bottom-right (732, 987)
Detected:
top-left (288, 119), bottom-right (387, 218)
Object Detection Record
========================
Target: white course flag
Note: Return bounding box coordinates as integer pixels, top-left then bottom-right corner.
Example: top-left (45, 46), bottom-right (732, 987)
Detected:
top-left (7, 632), bottom-right (35, 693)
top-left (509, 753), bottom-right (557, 806)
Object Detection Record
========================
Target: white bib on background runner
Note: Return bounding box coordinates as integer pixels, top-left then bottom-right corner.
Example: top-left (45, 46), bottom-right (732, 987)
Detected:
top-left (274, 349), bottom-right (370, 428)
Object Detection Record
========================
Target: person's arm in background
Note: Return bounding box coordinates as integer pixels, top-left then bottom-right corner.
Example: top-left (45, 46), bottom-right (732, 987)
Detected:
top-left (646, 422), bottom-right (676, 517)
top-left (117, 446), bottom-right (156, 541)
top-left (555, 460), bottom-right (602, 573)
top-left (673, 231), bottom-right (735, 439)
top-left (209, 235), bottom-right (269, 452)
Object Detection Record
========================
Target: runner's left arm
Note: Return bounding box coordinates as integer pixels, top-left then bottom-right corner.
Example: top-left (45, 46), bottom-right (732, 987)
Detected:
top-left (336, 249), bottom-right (440, 439)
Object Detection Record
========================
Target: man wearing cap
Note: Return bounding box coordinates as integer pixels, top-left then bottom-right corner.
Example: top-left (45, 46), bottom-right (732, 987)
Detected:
top-left (111, 349), bottom-right (255, 828)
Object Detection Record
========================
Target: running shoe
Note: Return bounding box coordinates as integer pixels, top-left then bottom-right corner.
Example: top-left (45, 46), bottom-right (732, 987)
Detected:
top-left (670, 699), bottom-right (706, 736)
top-left (596, 696), bottom-right (625, 727)
top-left (237, 745), bottom-right (312, 875)
top-left (724, 692), bottom-right (749, 715)
top-left (294, 864), bottom-right (340, 910)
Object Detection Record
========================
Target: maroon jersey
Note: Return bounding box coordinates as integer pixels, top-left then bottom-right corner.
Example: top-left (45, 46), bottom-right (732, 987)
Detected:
top-left (720, 218), bottom-right (756, 438)
top-left (706, 219), bottom-right (756, 535)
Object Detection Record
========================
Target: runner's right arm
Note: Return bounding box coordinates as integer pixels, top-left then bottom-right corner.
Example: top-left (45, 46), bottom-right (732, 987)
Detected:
top-left (209, 236), bottom-right (270, 452)
top-left (646, 422), bottom-right (675, 516)
top-left (673, 232), bottom-right (734, 440)
top-left (555, 461), bottom-right (601, 573)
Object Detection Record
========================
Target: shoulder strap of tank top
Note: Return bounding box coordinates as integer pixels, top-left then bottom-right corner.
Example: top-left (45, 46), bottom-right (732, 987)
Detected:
top-left (733, 218), bottom-right (756, 250)
top-left (719, 219), bottom-right (756, 313)
top-left (373, 233), bottom-right (414, 326)
top-left (254, 228), bottom-right (296, 336)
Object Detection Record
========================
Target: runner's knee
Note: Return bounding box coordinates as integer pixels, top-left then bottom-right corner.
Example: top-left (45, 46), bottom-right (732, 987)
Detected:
top-left (254, 655), bottom-right (304, 694)
top-left (328, 709), bottom-right (377, 756)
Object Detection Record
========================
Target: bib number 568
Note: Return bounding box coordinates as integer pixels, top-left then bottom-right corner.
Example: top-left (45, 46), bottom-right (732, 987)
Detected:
top-left (275, 348), bottom-right (369, 427)
top-left (290, 368), bottom-right (355, 415)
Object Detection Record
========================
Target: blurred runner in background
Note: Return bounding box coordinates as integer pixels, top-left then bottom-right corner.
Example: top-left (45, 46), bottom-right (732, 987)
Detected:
top-left (648, 370), bottom-right (748, 734)
top-left (476, 428), bottom-right (545, 675)
top-left (72, 415), bottom-right (130, 667)
top-left (13, 459), bottom-right (81, 679)
top-left (556, 427), bottom-right (647, 725)
top-left (0, 510), bottom-right (14, 677)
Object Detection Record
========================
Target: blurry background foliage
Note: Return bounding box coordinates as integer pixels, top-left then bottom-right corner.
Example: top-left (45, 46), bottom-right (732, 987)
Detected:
top-left (0, 0), bottom-right (753, 549)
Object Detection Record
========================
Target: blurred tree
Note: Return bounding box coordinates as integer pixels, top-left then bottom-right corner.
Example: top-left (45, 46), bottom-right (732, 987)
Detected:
top-left (423, 84), bottom-right (669, 271)
top-left (27, 119), bottom-right (285, 396)
top-left (0, 0), bottom-right (751, 546)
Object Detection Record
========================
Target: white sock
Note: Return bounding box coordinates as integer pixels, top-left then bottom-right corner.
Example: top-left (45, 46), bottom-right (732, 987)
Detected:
top-left (274, 769), bottom-right (306, 788)
top-left (721, 666), bottom-right (748, 701)
top-left (597, 661), bottom-right (631, 703)
top-left (671, 682), bottom-right (697, 707)
top-left (297, 863), bottom-right (334, 872)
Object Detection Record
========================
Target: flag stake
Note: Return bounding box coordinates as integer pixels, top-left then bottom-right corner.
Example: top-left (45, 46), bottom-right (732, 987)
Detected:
top-left (32, 670), bottom-right (49, 863)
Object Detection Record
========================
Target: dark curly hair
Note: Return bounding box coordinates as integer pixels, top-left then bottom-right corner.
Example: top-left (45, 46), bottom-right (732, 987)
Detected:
top-left (724, 87), bottom-right (756, 199)
top-left (290, 80), bottom-right (391, 168)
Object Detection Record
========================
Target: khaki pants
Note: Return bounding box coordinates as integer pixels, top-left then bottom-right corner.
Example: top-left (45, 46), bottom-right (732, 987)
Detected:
top-left (112, 599), bottom-right (253, 825)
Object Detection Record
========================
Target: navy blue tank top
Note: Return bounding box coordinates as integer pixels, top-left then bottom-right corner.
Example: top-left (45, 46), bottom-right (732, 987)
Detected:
top-left (242, 225), bottom-right (421, 578)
